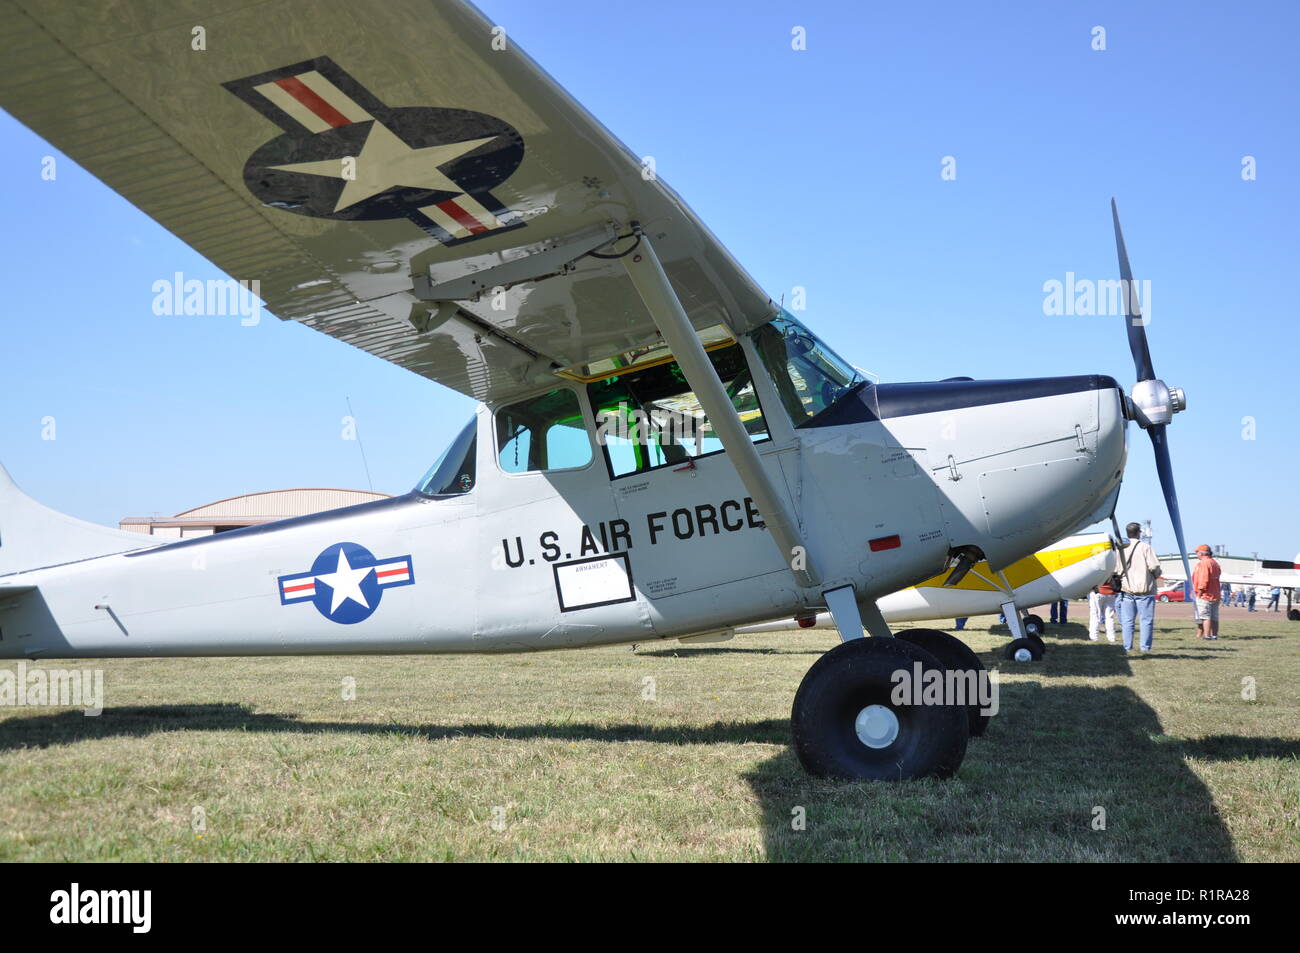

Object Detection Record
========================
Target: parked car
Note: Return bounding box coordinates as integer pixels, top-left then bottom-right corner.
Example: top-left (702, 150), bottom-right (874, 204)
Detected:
top-left (1157, 584), bottom-right (1187, 602)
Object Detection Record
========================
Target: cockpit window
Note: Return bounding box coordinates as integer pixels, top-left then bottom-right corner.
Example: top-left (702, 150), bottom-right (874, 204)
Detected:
top-left (416, 417), bottom-right (477, 495)
top-left (587, 342), bottom-right (768, 478)
top-left (496, 388), bottom-right (593, 473)
top-left (750, 312), bottom-right (865, 424)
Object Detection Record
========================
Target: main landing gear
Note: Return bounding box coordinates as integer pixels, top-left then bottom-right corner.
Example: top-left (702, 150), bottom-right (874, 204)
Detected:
top-left (791, 627), bottom-right (983, 780)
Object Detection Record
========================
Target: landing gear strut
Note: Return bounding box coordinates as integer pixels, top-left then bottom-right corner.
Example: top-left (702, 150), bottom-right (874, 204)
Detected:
top-left (1000, 600), bottom-right (1046, 661)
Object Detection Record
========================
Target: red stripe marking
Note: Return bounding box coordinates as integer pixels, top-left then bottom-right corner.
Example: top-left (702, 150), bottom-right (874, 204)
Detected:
top-left (437, 199), bottom-right (489, 235)
top-left (275, 76), bottom-right (352, 128)
top-left (869, 535), bottom-right (901, 552)
top-left (283, 582), bottom-right (316, 594)
top-left (376, 568), bottom-right (409, 579)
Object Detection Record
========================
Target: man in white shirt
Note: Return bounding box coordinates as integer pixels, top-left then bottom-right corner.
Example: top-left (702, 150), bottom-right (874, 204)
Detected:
top-left (1116, 522), bottom-right (1163, 653)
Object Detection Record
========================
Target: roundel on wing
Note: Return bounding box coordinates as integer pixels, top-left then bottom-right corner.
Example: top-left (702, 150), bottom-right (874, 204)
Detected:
top-left (243, 106), bottom-right (525, 222)
top-left (223, 56), bottom-right (527, 246)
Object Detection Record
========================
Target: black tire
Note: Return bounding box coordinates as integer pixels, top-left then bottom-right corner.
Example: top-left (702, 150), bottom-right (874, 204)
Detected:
top-left (1158, 594), bottom-right (1170, 603)
top-left (897, 628), bottom-right (990, 738)
top-left (791, 637), bottom-right (968, 780)
top-left (1023, 614), bottom-right (1045, 637)
top-left (1028, 632), bottom-right (1046, 655)
top-left (1003, 637), bottom-right (1044, 662)
top-left (1288, 609), bottom-right (1299, 622)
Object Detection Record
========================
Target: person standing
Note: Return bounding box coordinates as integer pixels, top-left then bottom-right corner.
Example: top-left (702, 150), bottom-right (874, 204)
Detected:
top-left (1248, 587), bottom-right (1257, 611)
top-left (1049, 598), bottom-right (1069, 626)
top-left (1089, 580), bottom-right (1118, 642)
top-left (1117, 522), bottom-right (1163, 654)
top-left (1267, 586), bottom-right (1281, 612)
top-left (1191, 544), bottom-right (1222, 640)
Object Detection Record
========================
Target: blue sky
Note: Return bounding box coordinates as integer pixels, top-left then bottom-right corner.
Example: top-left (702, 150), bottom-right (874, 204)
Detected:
top-left (1, 0), bottom-right (1296, 559)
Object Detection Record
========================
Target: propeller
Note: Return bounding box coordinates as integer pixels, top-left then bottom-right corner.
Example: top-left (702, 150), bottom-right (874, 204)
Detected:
top-left (1110, 199), bottom-right (1192, 595)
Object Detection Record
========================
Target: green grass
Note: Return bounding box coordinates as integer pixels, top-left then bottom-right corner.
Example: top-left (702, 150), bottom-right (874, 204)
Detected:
top-left (0, 612), bottom-right (1295, 861)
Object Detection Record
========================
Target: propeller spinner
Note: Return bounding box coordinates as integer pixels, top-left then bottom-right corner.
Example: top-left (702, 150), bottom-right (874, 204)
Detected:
top-left (1110, 199), bottom-right (1193, 592)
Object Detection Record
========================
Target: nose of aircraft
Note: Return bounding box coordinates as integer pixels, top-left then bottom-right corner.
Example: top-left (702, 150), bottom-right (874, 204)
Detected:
top-left (860, 374), bottom-right (1128, 569)
top-left (932, 374), bottom-right (1126, 568)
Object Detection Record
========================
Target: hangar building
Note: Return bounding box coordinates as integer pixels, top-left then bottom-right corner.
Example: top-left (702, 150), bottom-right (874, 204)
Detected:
top-left (119, 488), bottom-right (389, 538)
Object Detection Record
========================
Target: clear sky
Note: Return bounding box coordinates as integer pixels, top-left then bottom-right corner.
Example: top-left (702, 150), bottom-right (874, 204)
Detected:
top-left (1, 0), bottom-right (1296, 559)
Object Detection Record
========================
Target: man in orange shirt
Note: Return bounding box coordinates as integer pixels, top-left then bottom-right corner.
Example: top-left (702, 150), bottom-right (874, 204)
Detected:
top-left (1191, 544), bottom-right (1222, 640)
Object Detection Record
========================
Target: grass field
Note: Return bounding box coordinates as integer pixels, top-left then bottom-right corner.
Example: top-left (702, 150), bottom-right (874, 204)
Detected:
top-left (1, 608), bottom-right (1295, 862)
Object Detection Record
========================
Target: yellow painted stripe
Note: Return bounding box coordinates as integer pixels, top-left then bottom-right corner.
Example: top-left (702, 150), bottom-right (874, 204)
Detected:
top-left (910, 538), bottom-right (1112, 593)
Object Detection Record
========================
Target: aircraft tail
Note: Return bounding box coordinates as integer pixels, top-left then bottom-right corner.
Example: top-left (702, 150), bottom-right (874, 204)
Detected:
top-left (0, 463), bottom-right (155, 577)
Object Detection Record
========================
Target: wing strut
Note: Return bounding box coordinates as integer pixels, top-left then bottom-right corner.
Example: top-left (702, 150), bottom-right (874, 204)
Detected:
top-left (620, 233), bottom-right (821, 591)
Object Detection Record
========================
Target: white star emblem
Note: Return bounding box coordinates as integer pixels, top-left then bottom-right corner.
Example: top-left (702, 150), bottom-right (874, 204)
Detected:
top-left (313, 548), bottom-right (374, 615)
top-left (270, 121), bottom-right (499, 212)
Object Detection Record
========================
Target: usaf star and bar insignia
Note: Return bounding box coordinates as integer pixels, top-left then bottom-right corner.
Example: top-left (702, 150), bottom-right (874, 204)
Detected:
top-left (224, 57), bottom-right (526, 246)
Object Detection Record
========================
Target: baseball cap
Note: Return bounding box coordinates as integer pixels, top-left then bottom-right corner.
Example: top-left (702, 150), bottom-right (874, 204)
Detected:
top-left (1194, 544), bottom-right (1212, 554)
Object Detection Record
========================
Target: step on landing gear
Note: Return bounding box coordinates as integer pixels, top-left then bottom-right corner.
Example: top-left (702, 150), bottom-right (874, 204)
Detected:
top-left (791, 636), bottom-right (969, 780)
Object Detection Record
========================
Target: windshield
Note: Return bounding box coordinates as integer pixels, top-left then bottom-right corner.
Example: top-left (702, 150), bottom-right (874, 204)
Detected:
top-left (750, 312), bottom-right (865, 424)
top-left (415, 417), bottom-right (477, 495)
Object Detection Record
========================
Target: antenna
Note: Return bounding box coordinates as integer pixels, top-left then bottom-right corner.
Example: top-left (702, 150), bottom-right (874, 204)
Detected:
top-left (346, 397), bottom-right (374, 492)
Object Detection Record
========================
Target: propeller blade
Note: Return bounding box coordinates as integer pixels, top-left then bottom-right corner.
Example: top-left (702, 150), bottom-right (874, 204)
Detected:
top-left (1111, 198), bottom-right (1156, 383)
top-left (1148, 424), bottom-right (1192, 598)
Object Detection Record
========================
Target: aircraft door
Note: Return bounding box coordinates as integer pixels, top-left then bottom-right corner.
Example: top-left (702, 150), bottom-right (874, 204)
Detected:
top-left (474, 389), bottom-right (648, 649)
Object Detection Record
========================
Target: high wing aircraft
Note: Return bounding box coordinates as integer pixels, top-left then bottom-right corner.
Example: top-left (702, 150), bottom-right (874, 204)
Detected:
top-left (0, 0), bottom-right (1194, 780)
top-left (736, 533), bottom-right (1118, 661)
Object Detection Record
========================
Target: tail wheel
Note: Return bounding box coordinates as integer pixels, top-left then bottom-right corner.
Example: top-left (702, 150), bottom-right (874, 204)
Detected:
top-left (791, 637), bottom-right (969, 780)
top-left (1023, 614), bottom-right (1045, 637)
top-left (1288, 609), bottom-right (1299, 622)
top-left (897, 628), bottom-right (991, 738)
top-left (1003, 637), bottom-right (1044, 662)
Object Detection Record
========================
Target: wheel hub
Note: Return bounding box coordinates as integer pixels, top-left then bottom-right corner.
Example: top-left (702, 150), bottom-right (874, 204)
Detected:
top-left (854, 704), bottom-right (900, 749)
top-left (1013, 646), bottom-right (1033, 662)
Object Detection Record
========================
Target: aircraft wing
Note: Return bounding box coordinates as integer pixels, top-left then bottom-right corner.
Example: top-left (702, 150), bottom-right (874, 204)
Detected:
top-left (1161, 569), bottom-right (1298, 589)
top-left (0, 0), bottom-right (777, 403)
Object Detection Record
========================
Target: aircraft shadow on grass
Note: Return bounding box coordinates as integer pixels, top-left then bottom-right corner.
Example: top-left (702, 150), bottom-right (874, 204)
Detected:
top-left (3, 679), bottom-right (1294, 863)
top-left (634, 646), bottom-right (823, 658)
top-left (0, 703), bottom-right (792, 751)
top-left (743, 681), bottom-right (1271, 862)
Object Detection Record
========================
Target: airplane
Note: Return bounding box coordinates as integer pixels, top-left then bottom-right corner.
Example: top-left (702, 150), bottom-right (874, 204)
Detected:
top-left (1157, 554), bottom-right (1299, 619)
top-left (0, 0), bottom-right (1196, 781)
top-left (734, 532), bottom-right (1119, 661)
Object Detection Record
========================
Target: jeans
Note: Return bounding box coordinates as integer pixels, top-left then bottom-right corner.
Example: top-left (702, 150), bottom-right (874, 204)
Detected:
top-left (1049, 599), bottom-right (1068, 624)
top-left (1118, 593), bottom-right (1155, 651)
